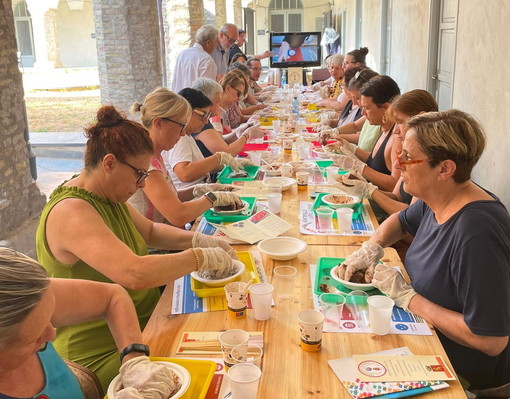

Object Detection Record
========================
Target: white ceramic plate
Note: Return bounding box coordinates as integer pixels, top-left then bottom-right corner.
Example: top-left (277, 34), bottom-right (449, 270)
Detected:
top-left (212, 201), bottom-right (250, 215)
top-left (330, 265), bottom-right (374, 291)
top-left (190, 260), bottom-right (245, 287)
top-left (262, 177), bottom-right (296, 191)
top-left (257, 236), bottom-right (307, 261)
top-left (322, 194), bottom-right (361, 209)
top-left (107, 361), bottom-right (191, 399)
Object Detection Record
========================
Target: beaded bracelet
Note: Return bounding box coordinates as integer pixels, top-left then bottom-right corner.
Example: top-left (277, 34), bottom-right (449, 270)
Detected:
top-left (190, 248), bottom-right (200, 271)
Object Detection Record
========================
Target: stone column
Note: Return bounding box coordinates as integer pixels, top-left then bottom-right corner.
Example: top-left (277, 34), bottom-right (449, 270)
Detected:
top-left (0, 0), bottom-right (46, 256)
top-left (44, 8), bottom-right (62, 68)
top-left (25, 0), bottom-right (59, 69)
top-left (215, 0), bottom-right (227, 27)
top-left (93, 0), bottom-right (163, 113)
top-left (233, 0), bottom-right (242, 28)
top-left (162, 0), bottom-right (204, 87)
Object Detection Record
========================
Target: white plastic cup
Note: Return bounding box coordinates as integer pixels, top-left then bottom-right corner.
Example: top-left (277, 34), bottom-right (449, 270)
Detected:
top-left (283, 139), bottom-right (293, 152)
top-left (272, 120), bottom-right (281, 133)
top-left (266, 181), bottom-right (283, 193)
top-left (267, 193), bottom-right (282, 213)
top-left (316, 207), bottom-right (334, 233)
top-left (230, 343), bottom-right (264, 368)
top-left (273, 265), bottom-right (297, 300)
top-left (368, 295), bottom-right (395, 335)
top-left (249, 283), bottom-right (274, 320)
top-left (319, 293), bottom-right (345, 327)
top-left (228, 363), bottom-right (262, 399)
top-left (336, 208), bottom-right (354, 232)
top-left (296, 171), bottom-right (309, 191)
top-left (326, 165), bottom-right (339, 184)
top-left (345, 290), bottom-right (369, 328)
top-left (219, 329), bottom-right (250, 369)
top-left (280, 163), bottom-right (293, 177)
top-left (298, 143), bottom-right (310, 160)
top-left (320, 113), bottom-right (329, 125)
top-left (297, 309), bottom-right (325, 352)
top-left (249, 152), bottom-right (262, 166)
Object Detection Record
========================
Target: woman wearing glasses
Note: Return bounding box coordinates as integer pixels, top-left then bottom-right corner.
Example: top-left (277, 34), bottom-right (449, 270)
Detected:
top-left (164, 88), bottom-right (252, 191)
top-left (215, 70), bottom-right (251, 130)
top-left (36, 105), bottom-right (239, 390)
top-left (341, 110), bottom-right (510, 396)
top-left (191, 77), bottom-right (264, 158)
top-left (129, 87), bottom-right (243, 227)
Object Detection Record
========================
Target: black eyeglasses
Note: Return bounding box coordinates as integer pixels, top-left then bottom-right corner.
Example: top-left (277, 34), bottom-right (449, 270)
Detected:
top-left (193, 109), bottom-right (212, 122)
top-left (161, 117), bottom-right (187, 134)
top-left (231, 86), bottom-right (243, 98)
top-left (224, 33), bottom-right (238, 45)
top-left (119, 159), bottom-right (149, 185)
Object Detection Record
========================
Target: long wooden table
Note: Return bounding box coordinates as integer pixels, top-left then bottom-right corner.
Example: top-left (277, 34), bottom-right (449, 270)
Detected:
top-left (142, 244), bottom-right (465, 398)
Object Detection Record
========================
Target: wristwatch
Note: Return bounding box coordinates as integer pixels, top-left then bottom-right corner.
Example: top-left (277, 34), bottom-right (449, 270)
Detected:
top-left (120, 343), bottom-right (150, 362)
top-left (205, 191), bottom-right (217, 204)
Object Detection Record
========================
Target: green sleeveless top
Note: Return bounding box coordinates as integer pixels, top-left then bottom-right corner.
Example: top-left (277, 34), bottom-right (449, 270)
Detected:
top-left (36, 184), bottom-right (160, 391)
top-left (358, 121), bottom-right (382, 153)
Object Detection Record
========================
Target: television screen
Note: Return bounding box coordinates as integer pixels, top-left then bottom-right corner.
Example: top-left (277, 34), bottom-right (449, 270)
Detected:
top-left (269, 32), bottom-right (322, 68)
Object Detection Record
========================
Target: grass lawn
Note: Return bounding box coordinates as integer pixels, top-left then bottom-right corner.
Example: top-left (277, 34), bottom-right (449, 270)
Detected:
top-left (25, 96), bottom-right (101, 132)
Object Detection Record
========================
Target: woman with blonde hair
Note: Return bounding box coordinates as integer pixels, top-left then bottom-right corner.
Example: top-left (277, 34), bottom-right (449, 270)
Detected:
top-left (36, 105), bottom-right (238, 390)
top-left (129, 87), bottom-right (242, 227)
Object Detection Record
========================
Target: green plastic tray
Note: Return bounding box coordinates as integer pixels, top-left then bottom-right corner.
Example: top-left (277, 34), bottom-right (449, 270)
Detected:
top-left (217, 165), bottom-right (260, 183)
top-left (314, 160), bottom-right (349, 177)
top-left (312, 193), bottom-right (362, 219)
top-left (202, 196), bottom-right (257, 223)
top-left (314, 257), bottom-right (380, 296)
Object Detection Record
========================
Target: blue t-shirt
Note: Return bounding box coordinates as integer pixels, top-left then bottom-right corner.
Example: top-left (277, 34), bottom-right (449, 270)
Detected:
top-left (0, 342), bottom-right (84, 399)
top-left (399, 197), bottom-right (510, 389)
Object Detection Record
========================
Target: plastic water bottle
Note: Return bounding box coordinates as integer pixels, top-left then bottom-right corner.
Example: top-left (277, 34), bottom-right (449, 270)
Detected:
top-left (291, 97), bottom-right (299, 114)
top-left (281, 69), bottom-right (287, 87)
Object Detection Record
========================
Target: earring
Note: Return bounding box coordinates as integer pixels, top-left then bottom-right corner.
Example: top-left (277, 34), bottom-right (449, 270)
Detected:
top-left (382, 114), bottom-right (388, 124)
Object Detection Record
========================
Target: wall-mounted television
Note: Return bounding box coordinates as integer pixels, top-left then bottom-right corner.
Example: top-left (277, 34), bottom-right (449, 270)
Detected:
top-left (269, 32), bottom-right (322, 68)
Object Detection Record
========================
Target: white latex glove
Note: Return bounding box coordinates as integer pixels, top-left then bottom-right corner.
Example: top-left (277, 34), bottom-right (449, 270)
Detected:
top-left (337, 241), bottom-right (384, 282)
top-left (319, 128), bottom-right (339, 144)
top-left (215, 152), bottom-right (245, 172)
top-left (193, 183), bottom-right (237, 197)
top-left (337, 138), bottom-right (358, 155)
top-left (192, 232), bottom-right (238, 260)
top-left (115, 387), bottom-right (144, 398)
top-left (233, 123), bottom-right (250, 138)
top-left (243, 123), bottom-right (265, 141)
top-left (335, 175), bottom-right (378, 198)
top-left (238, 158), bottom-right (256, 168)
top-left (248, 114), bottom-right (261, 123)
top-left (209, 192), bottom-right (243, 208)
top-left (196, 247), bottom-right (238, 278)
top-left (372, 264), bottom-right (417, 310)
top-left (318, 86), bottom-right (329, 99)
top-left (118, 356), bottom-right (177, 399)
top-left (323, 142), bottom-right (344, 155)
top-left (332, 154), bottom-right (366, 175)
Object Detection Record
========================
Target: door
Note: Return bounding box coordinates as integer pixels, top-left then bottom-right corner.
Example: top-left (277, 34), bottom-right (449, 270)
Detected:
top-left (244, 7), bottom-right (255, 56)
top-left (428, 0), bottom-right (458, 110)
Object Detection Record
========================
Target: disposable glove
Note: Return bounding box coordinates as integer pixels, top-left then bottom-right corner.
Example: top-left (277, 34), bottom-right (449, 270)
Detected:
top-left (118, 356), bottom-right (178, 399)
top-left (237, 158), bottom-right (256, 168)
top-left (196, 247), bottom-right (238, 279)
top-left (335, 175), bottom-right (378, 199)
top-left (192, 232), bottom-right (238, 260)
top-left (372, 264), bottom-right (417, 311)
top-left (215, 152), bottom-right (245, 172)
top-left (115, 387), bottom-right (143, 398)
top-left (318, 86), bottom-right (329, 99)
top-left (332, 154), bottom-right (366, 175)
top-left (192, 183), bottom-right (237, 197)
top-left (323, 142), bottom-right (344, 155)
top-left (336, 241), bottom-right (384, 282)
top-left (318, 128), bottom-right (339, 144)
top-left (337, 138), bottom-right (358, 155)
top-left (248, 114), bottom-right (261, 123)
top-left (233, 123), bottom-right (250, 138)
top-left (243, 123), bottom-right (265, 141)
top-left (209, 192), bottom-right (243, 208)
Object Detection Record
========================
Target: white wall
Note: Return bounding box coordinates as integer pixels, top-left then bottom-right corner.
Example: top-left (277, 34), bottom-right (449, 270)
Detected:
top-left (360, 1), bottom-right (381, 71)
top-left (389, 0), bottom-right (430, 91)
top-left (453, 0), bottom-right (510, 206)
top-left (56, 1), bottom-right (97, 67)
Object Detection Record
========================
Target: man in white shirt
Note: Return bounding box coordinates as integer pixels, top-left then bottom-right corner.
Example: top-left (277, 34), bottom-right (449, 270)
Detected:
top-left (172, 25), bottom-right (218, 93)
top-left (211, 23), bottom-right (238, 79)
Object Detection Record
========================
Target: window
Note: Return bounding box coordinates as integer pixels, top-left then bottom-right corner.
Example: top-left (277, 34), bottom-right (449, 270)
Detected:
top-left (269, 0), bottom-right (303, 32)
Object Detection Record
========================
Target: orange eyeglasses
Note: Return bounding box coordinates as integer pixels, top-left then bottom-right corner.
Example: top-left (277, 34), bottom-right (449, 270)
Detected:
top-left (395, 150), bottom-right (429, 167)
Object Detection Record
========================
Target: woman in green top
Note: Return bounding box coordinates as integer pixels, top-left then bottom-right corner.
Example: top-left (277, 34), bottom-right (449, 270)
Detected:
top-left (36, 105), bottom-right (237, 391)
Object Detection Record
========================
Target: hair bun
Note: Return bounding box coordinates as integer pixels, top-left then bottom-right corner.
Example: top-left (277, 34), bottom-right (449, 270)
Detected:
top-left (96, 105), bottom-right (126, 128)
top-left (359, 47), bottom-right (369, 55)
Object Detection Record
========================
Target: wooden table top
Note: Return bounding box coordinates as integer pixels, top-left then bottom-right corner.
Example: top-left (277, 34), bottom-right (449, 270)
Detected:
top-left (142, 245), bottom-right (465, 398)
